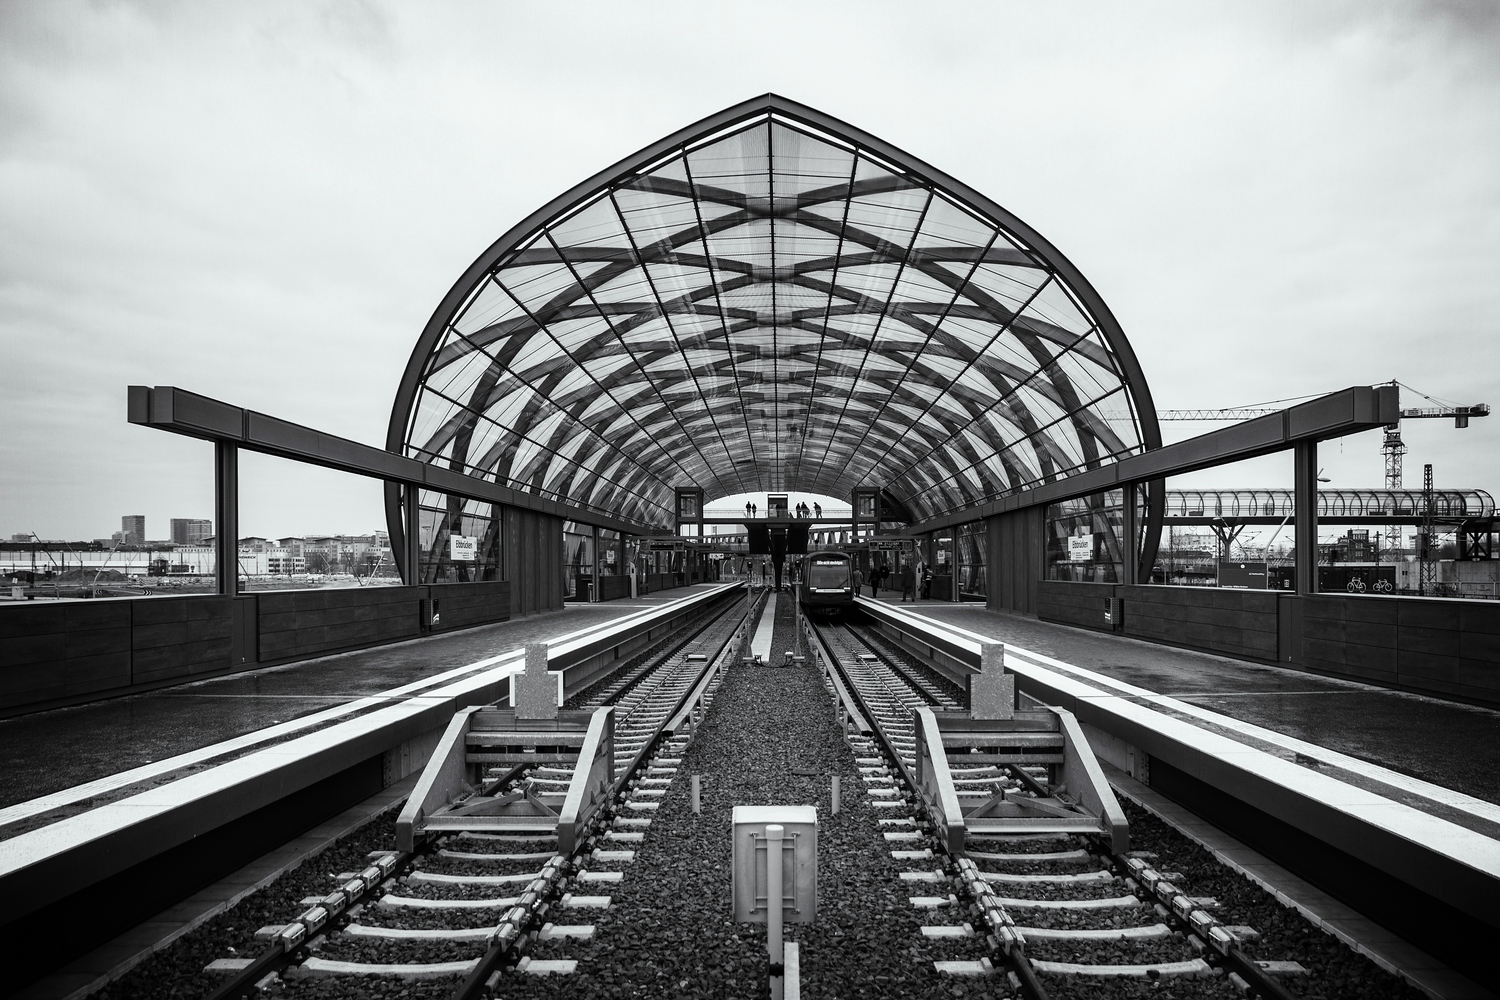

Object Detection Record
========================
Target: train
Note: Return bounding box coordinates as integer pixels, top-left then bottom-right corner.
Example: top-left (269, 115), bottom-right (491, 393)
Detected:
top-left (798, 550), bottom-right (856, 616)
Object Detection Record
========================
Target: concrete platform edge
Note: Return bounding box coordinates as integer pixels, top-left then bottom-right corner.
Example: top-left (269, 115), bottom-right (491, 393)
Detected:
top-left (14, 773), bottom-right (419, 1000)
top-left (1103, 763), bottom-right (1495, 1000)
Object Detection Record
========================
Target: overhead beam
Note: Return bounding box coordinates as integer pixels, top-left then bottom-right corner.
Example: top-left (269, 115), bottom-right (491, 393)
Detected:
top-left (127, 386), bottom-right (661, 537)
top-left (907, 385), bottom-right (1401, 533)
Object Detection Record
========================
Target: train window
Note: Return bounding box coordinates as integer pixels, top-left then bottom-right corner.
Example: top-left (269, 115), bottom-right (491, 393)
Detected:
top-left (808, 558), bottom-right (849, 590)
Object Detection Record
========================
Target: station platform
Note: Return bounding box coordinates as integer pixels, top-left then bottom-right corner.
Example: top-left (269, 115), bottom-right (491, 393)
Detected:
top-left (867, 597), bottom-right (1500, 806)
top-left (0, 584), bottom-right (727, 814)
top-left (857, 595), bottom-right (1499, 997)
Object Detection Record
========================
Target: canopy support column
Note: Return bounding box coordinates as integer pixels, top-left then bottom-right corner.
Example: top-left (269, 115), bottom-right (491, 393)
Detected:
top-left (215, 442), bottom-right (238, 597)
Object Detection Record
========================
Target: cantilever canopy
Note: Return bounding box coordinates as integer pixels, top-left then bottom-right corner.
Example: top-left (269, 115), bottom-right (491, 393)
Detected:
top-left (389, 95), bottom-right (1160, 529)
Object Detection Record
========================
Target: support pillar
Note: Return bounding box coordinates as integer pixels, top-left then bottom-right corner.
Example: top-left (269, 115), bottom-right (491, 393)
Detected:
top-left (214, 442), bottom-right (238, 597)
top-left (403, 483), bottom-right (421, 585)
top-left (951, 526), bottom-right (961, 602)
top-left (1294, 441), bottom-right (1318, 595)
top-left (1121, 482), bottom-right (1139, 586)
top-left (591, 525), bottom-right (601, 602)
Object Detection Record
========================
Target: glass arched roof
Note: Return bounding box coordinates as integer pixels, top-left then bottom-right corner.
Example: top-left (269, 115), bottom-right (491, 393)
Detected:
top-left (389, 95), bottom-right (1160, 528)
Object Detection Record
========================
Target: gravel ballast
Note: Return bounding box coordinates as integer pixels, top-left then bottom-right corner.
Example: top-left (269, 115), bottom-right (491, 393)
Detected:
top-left (499, 595), bottom-right (994, 999)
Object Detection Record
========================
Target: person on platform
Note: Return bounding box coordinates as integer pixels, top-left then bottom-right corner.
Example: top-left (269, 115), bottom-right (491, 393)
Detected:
top-left (870, 565), bottom-right (882, 598)
top-left (900, 563), bottom-right (914, 602)
top-left (921, 566), bottom-right (933, 600)
top-left (852, 566), bottom-right (863, 598)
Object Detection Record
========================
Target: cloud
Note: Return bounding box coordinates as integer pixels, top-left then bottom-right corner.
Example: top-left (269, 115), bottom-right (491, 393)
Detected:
top-left (1, 1), bottom-right (1495, 539)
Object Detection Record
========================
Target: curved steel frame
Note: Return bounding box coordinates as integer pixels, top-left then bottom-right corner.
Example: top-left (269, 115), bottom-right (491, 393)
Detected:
top-left (385, 95), bottom-right (1165, 574)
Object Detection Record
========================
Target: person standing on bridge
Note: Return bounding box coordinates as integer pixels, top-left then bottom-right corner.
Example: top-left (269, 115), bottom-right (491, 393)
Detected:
top-left (813, 503), bottom-right (822, 518)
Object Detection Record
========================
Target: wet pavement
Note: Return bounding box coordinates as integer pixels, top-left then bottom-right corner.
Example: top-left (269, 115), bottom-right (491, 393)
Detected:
top-left (0, 587), bottom-right (726, 809)
top-left (878, 598), bottom-right (1500, 806)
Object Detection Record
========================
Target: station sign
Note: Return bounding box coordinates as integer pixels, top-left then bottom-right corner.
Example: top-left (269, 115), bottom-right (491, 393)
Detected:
top-left (450, 535), bottom-right (479, 561)
top-left (649, 540), bottom-right (686, 551)
top-left (1068, 535), bottom-right (1094, 562)
top-left (1219, 560), bottom-right (1268, 589)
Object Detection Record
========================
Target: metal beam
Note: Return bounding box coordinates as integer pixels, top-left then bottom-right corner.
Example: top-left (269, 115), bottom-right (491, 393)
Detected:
top-left (906, 385), bottom-right (1400, 533)
top-left (127, 385), bottom-right (658, 537)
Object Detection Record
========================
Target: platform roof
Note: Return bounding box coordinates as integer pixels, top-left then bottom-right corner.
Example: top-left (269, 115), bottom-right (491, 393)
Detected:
top-left (390, 95), bottom-right (1160, 527)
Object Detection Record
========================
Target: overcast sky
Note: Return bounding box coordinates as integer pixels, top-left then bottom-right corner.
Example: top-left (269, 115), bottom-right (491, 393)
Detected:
top-left (2, 1), bottom-right (1496, 541)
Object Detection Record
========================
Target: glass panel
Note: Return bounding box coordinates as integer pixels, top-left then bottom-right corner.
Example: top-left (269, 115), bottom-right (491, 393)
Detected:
top-left (563, 521), bottom-right (594, 601)
top-left (415, 490), bottom-right (501, 584)
top-left (1045, 490), bottom-right (1125, 583)
top-left (957, 520), bottom-right (987, 601)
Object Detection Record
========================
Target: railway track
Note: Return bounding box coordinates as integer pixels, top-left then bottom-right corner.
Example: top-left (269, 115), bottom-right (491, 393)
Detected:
top-left (204, 588), bottom-right (761, 999)
top-left (809, 615), bottom-right (1305, 1000)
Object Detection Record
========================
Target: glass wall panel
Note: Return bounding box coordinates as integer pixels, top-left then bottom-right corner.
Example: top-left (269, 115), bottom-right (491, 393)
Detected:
top-left (239, 451), bottom-right (398, 592)
top-left (563, 521), bottom-right (593, 600)
top-left (417, 490), bottom-right (501, 584)
top-left (599, 529), bottom-right (620, 575)
top-left (934, 531), bottom-right (953, 599)
top-left (1045, 489), bottom-right (1125, 583)
top-left (1146, 456), bottom-right (1300, 591)
top-left (957, 521), bottom-right (987, 601)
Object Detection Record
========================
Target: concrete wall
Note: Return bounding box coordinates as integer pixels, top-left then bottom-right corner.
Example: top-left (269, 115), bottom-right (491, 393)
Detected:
top-left (1302, 594), bottom-right (1500, 704)
top-left (1033, 579), bottom-right (1500, 706)
top-left (0, 596), bottom-right (232, 709)
top-left (0, 580), bottom-right (512, 717)
top-left (646, 572), bottom-right (687, 594)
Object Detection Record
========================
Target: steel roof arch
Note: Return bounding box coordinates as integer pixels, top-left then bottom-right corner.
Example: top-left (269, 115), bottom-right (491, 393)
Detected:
top-left (387, 94), bottom-right (1162, 535)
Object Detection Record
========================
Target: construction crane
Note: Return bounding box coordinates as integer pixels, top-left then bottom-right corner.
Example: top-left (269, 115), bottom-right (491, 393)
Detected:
top-left (1147, 384), bottom-right (1489, 561)
top-left (1152, 383), bottom-right (1489, 491)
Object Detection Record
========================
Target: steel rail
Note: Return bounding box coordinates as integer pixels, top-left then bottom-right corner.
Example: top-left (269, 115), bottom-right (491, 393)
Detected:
top-left (812, 617), bottom-right (1052, 998)
top-left (202, 851), bottom-right (412, 1000)
top-left (817, 615), bottom-right (1305, 1000)
top-left (201, 592), bottom-right (752, 1000)
top-left (449, 591), bottom-right (756, 999)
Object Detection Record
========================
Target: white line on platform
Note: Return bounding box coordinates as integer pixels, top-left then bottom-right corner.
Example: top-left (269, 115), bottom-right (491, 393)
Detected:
top-left (750, 593), bottom-right (778, 659)
top-left (879, 601), bottom-right (1500, 830)
top-left (0, 586), bottom-right (736, 832)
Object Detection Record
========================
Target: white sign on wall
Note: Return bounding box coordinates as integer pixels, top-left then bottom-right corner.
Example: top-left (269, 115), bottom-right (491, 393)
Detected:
top-left (1068, 535), bottom-right (1094, 562)
top-left (450, 535), bottom-right (479, 561)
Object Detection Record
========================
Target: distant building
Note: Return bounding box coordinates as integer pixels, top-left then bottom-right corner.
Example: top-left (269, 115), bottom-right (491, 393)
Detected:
top-left (121, 515), bottom-right (145, 546)
top-left (9, 533), bottom-right (30, 543)
top-left (170, 518), bottom-right (213, 545)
